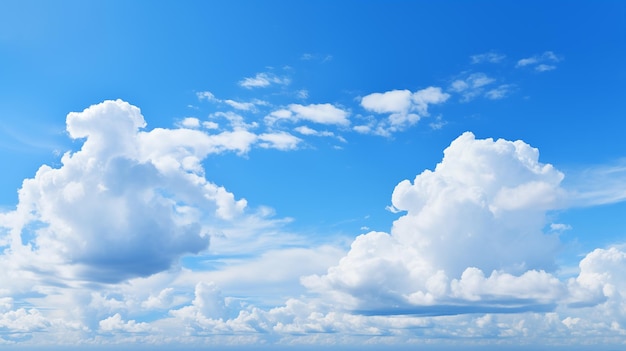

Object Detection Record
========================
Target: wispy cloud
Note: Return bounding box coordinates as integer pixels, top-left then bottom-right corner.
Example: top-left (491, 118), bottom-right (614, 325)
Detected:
top-left (485, 84), bottom-right (515, 100)
top-left (449, 72), bottom-right (496, 102)
top-left (265, 103), bottom-right (350, 126)
top-left (471, 52), bottom-right (506, 64)
top-left (517, 51), bottom-right (562, 71)
top-left (239, 72), bottom-right (291, 89)
top-left (196, 90), bottom-right (268, 112)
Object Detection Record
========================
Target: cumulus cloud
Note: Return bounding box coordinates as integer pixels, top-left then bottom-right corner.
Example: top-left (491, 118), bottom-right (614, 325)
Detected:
top-left (99, 313), bottom-right (151, 333)
top-left (265, 103), bottom-right (350, 126)
top-left (303, 132), bottom-right (567, 314)
top-left (358, 87), bottom-right (449, 136)
top-left (179, 117), bottom-right (201, 128)
top-left (0, 100), bottom-right (303, 284)
top-left (516, 51), bottom-right (562, 71)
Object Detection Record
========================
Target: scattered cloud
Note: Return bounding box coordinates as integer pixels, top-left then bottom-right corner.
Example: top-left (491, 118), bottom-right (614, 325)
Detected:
top-left (449, 73), bottom-right (496, 102)
top-left (196, 91), bottom-right (268, 112)
top-left (536, 64), bottom-right (557, 72)
top-left (179, 117), bottom-right (201, 129)
top-left (239, 72), bottom-right (291, 89)
top-left (300, 53), bottom-right (333, 63)
top-left (471, 52), bottom-right (506, 64)
top-left (517, 51), bottom-right (562, 71)
top-left (258, 131), bottom-right (302, 150)
top-left (224, 100), bottom-right (257, 111)
top-left (358, 87), bottom-right (449, 136)
top-left (196, 91), bottom-right (218, 102)
top-left (485, 84), bottom-right (515, 100)
top-left (265, 103), bottom-right (350, 126)
top-left (429, 115), bottom-right (447, 130)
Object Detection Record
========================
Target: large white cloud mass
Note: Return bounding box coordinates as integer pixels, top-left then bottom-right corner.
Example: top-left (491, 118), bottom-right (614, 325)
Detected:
top-left (1, 107), bottom-right (626, 347)
top-left (0, 100), bottom-right (283, 283)
top-left (303, 132), bottom-right (567, 314)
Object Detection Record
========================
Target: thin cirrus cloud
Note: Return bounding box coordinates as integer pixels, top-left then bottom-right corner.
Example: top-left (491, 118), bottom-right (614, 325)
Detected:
top-left (239, 72), bottom-right (291, 89)
top-left (265, 103), bottom-right (350, 126)
top-left (516, 51), bottom-right (562, 72)
top-left (196, 90), bottom-right (267, 112)
top-left (470, 52), bottom-right (506, 64)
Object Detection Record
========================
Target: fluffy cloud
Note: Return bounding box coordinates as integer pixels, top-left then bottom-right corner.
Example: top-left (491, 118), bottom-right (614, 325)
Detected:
top-left (258, 131), bottom-right (301, 150)
top-left (303, 132), bottom-right (567, 314)
top-left (358, 87), bottom-right (449, 136)
top-left (265, 103), bottom-right (350, 126)
top-left (0, 100), bottom-right (304, 284)
top-left (2, 115), bottom-right (626, 347)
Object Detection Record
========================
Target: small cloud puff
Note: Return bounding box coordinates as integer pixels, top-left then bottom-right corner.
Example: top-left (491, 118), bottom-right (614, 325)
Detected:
top-left (471, 52), bottom-right (506, 64)
top-left (517, 51), bottom-right (562, 72)
top-left (357, 87), bottom-right (449, 136)
top-left (239, 72), bottom-right (291, 89)
top-left (449, 73), bottom-right (497, 102)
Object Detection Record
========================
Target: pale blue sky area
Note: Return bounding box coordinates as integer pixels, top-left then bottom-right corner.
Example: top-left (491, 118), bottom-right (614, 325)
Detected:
top-left (0, 0), bottom-right (625, 349)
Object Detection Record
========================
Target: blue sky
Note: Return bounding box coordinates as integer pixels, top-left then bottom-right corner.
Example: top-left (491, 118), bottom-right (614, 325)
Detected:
top-left (1, 0), bottom-right (626, 349)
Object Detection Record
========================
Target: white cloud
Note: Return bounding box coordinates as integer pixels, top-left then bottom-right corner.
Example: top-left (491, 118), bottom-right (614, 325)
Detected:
top-left (0, 100), bottom-right (309, 285)
top-left (258, 131), bottom-right (301, 150)
top-left (180, 117), bottom-right (201, 128)
top-left (211, 111), bottom-right (258, 131)
top-left (485, 84), bottom-right (514, 100)
top-left (196, 91), bottom-right (266, 112)
top-left (196, 91), bottom-right (218, 102)
top-left (536, 64), bottom-right (556, 72)
top-left (202, 121), bottom-right (219, 129)
top-left (303, 132), bottom-right (566, 313)
top-left (361, 89), bottom-right (412, 114)
top-left (471, 52), bottom-right (506, 64)
top-left (265, 103), bottom-right (350, 126)
top-left (239, 72), bottom-right (291, 89)
top-left (99, 313), bottom-right (151, 333)
top-left (223, 99), bottom-right (256, 111)
top-left (517, 57), bottom-right (539, 67)
top-left (449, 73), bottom-right (496, 102)
top-left (293, 126), bottom-right (341, 141)
top-left (517, 51), bottom-right (562, 71)
top-left (294, 125), bottom-right (318, 135)
top-left (359, 87), bottom-right (449, 136)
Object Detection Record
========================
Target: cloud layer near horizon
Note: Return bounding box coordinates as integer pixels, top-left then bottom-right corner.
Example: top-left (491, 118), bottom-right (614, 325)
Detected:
top-left (0, 101), bottom-right (625, 347)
